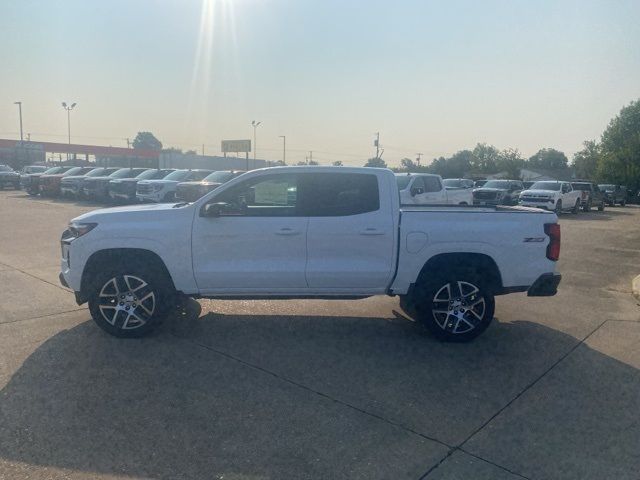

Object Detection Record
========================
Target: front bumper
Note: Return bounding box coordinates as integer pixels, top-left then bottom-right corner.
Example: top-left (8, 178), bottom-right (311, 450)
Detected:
top-left (519, 200), bottom-right (555, 210)
top-left (137, 192), bottom-right (163, 202)
top-left (527, 273), bottom-right (561, 296)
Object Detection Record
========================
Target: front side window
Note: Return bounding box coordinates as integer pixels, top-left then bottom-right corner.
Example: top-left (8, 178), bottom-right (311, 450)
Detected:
top-left (299, 173), bottom-right (379, 216)
top-left (423, 176), bottom-right (442, 193)
top-left (214, 174), bottom-right (298, 217)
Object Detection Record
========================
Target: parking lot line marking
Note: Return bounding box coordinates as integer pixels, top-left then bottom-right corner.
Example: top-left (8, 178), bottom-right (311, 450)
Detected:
top-left (0, 307), bottom-right (86, 327)
top-left (171, 331), bottom-right (452, 449)
top-left (458, 319), bottom-right (609, 450)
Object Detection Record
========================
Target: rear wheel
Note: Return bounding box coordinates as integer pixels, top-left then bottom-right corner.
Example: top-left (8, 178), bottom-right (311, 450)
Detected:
top-left (621, 199), bottom-right (626, 206)
top-left (583, 199), bottom-right (591, 212)
top-left (87, 260), bottom-right (175, 338)
top-left (403, 269), bottom-right (495, 342)
top-left (598, 200), bottom-right (605, 211)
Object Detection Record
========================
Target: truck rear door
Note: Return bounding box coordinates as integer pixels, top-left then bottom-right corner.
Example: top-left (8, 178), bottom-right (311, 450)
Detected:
top-left (300, 172), bottom-right (395, 291)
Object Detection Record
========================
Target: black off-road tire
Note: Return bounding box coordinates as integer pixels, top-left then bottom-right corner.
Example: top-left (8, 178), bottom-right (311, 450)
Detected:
top-left (583, 200), bottom-right (591, 212)
top-left (598, 201), bottom-right (605, 212)
top-left (572, 199), bottom-right (580, 214)
top-left (402, 268), bottom-right (495, 342)
top-left (87, 258), bottom-right (176, 338)
top-left (555, 200), bottom-right (562, 214)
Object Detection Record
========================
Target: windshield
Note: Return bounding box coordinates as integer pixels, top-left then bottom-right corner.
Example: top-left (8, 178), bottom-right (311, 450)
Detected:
top-left (571, 183), bottom-right (591, 191)
top-left (62, 167), bottom-right (84, 176)
top-left (85, 168), bottom-right (106, 177)
top-left (599, 184), bottom-right (615, 190)
top-left (395, 176), bottom-right (412, 189)
top-left (482, 180), bottom-right (510, 189)
top-left (443, 179), bottom-right (464, 188)
top-left (203, 171), bottom-right (236, 183)
top-left (109, 168), bottom-right (138, 179)
top-left (163, 170), bottom-right (190, 181)
top-left (136, 169), bottom-right (165, 180)
top-left (531, 181), bottom-right (561, 191)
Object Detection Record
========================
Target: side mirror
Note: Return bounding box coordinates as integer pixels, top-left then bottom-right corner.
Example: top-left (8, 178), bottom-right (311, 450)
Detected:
top-left (202, 202), bottom-right (228, 217)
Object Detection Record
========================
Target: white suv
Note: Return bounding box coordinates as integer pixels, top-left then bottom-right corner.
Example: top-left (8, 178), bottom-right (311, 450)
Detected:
top-left (136, 169), bottom-right (212, 202)
top-left (519, 181), bottom-right (581, 214)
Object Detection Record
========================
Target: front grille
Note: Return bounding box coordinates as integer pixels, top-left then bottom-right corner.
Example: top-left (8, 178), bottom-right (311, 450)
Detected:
top-left (520, 195), bottom-right (549, 202)
top-left (137, 183), bottom-right (153, 194)
top-left (474, 191), bottom-right (497, 200)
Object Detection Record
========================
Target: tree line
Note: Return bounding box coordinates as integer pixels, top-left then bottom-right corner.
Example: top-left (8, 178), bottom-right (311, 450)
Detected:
top-left (363, 99), bottom-right (640, 191)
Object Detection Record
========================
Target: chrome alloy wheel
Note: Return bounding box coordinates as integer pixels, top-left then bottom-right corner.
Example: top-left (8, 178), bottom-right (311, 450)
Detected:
top-left (98, 275), bottom-right (156, 330)
top-left (431, 281), bottom-right (486, 334)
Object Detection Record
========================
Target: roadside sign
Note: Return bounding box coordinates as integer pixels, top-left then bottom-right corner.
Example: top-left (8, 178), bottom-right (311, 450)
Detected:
top-left (222, 139), bottom-right (251, 153)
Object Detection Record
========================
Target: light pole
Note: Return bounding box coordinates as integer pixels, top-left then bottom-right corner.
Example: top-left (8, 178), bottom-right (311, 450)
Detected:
top-left (14, 102), bottom-right (23, 142)
top-left (279, 135), bottom-right (286, 165)
top-left (251, 120), bottom-right (261, 165)
top-left (62, 102), bottom-right (77, 160)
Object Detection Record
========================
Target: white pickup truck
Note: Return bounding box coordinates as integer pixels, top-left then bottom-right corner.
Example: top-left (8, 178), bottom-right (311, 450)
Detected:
top-left (518, 180), bottom-right (582, 214)
top-left (59, 167), bottom-right (561, 342)
top-left (396, 173), bottom-right (473, 205)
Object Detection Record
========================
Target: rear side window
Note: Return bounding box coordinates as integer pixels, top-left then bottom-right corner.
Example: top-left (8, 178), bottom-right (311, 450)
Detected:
top-left (423, 176), bottom-right (442, 193)
top-left (300, 173), bottom-right (379, 216)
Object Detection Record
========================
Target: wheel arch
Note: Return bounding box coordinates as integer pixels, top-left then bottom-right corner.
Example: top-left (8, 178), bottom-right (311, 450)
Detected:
top-left (78, 248), bottom-right (176, 304)
top-left (415, 252), bottom-right (503, 294)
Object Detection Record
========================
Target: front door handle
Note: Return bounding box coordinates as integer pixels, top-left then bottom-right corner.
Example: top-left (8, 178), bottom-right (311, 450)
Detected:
top-left (275, 227), bottom-right (301, 236)
top-left (360, 228), bottom-right (385, 236)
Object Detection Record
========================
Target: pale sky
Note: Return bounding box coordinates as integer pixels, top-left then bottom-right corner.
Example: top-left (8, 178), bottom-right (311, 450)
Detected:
top-left (1, 0), bottom-right (639, 166)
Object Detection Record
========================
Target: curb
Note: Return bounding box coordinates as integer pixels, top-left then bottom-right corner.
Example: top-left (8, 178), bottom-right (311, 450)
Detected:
top-left (633, 275), bottom-right (640, 301)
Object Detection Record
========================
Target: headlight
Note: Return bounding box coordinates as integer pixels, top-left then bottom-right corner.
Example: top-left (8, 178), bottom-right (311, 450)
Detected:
top-left (153, 184), bottom-right (164, 192)
top-left (62, 222), bottom-right (98, 242)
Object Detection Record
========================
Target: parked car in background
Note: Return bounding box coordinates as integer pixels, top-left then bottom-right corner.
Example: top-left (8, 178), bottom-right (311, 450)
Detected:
top-left (571, 181), bottom-right (605, 212)
top-left (0, 165), bottom-right (20, 189)
top-left (83, 168), bottom-right (148, 201)
top-left (136, 169), bottom-right (212, 202)
top-left (109, 168), bottom-right (176, 203)
top-left (598, 184), bottom-right (627, 206)
top-left (442, 178), bottom-right (475, 190)
top-left (472, 180), bottom-right (524, 206)
top-left (61, 167), bottom-right (120, 197)
top-left (176, 170), bottom-right (245, 202)
top-left (396, 173), bottom-right (473, 205)
top-left (19, 165), bottom-right (48, 189)
top-left (25, 166), bottom-right (75, 195)
top-left (40, 166), bottom-right (94, 196)
top-left (60, 166), bottom-right (561, 341)
top-left (20, 165), bottom-right (47, 176)
top-left (519, 181), bottom-right (581, 213)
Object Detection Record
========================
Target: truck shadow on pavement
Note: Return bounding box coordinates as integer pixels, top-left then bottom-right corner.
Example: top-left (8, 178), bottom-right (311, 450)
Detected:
top-left (0, 301), bottom-right (638, 479)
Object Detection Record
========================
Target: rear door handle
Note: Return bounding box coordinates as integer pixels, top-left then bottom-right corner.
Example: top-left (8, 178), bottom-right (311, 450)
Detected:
top-left (276, 227), bottom-right (301, 236)
top-left (360, 228), bottom-right (385, 236)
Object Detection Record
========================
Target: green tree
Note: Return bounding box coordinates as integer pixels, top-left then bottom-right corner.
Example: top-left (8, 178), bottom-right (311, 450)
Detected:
top-left (471, 143), bottom-right (500, 173)
top-left (496, 148), bottom-right (525, 179)
top-left (364, 157), bottom-right (387, 168)
top-left (527, 148), bottom-right (568, 170)
top-left (597, 99), bottom-right (640, 190)
top-left (162, 147), bottom-right (182, 154)
top-left (332, 160), bottom-right (343, 166)
top-left (572, 140), bottom-right (600, 180)
top-left (428, 150), bottom-right (473, 178)
top-left (132, 132), bottom-right (162, 150)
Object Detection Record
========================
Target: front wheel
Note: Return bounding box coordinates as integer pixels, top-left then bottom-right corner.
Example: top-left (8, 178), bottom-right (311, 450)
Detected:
top-left (572, 199), bottom-right (580, 214)
top-left (403, 271), bottom-right (495, 342)
top-left (555, 200), bottom-right (562, 214)
top-left (88, 261), bottom-right (175, 338)
top-left (621, 199), bottom-right (626, 206)
top-left (598, 200), bottom-right (605, 212)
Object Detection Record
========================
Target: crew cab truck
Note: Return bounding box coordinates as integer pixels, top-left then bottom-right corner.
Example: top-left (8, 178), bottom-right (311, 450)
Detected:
top-left (60, 167), bottom-right (561, 342)
top-left (519, 181), bottom-right (582, 214)
top-left (396, 173), bottom-right (473, 205)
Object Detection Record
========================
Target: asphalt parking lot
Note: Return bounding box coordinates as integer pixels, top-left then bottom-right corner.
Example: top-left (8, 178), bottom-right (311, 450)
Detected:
top-left (0, 191), bottom-right (638, 480)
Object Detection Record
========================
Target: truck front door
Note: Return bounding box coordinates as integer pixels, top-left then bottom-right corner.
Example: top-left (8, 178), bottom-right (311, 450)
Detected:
top-left (192, 173), bottom-right (309, 293)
